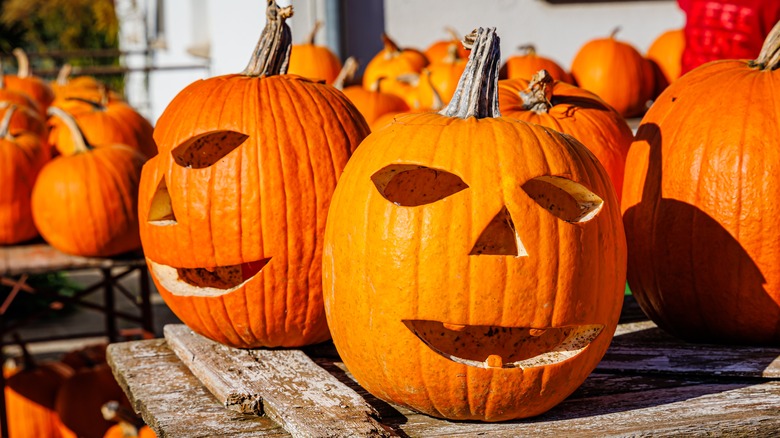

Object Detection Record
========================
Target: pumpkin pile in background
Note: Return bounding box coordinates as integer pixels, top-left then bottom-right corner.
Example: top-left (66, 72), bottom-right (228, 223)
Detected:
top-left (4, 339), bottom-right (156, 438)
top-left (0, 48), bottom-right (155, 257)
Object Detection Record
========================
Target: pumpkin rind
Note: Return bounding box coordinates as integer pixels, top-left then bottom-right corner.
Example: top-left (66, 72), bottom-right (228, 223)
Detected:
top-left (622, 24), bottom-right (780, 345)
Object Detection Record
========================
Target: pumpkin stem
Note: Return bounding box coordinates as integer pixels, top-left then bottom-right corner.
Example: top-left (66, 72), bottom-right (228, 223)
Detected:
top-left (423, 69), bottom-right (444, 110)
top-left (241, 0), bottom-right (294, 77)
top-left (57, 64), bottom-right (73, 85)
top-left (12, 48), bottom-right (30, 78)
top-left (368, 76), bottom-right (387, 93)
top-left (333, 57), bottom-right (358, 90)
top-left (0, 103), bottom-right (16, 139)
top-left (443, 43), bottom-right (460, 64)
top-left (610, 27), bottom-right (621, 39)
top-left (445, 26), bottom-right (460, 42)
top-left (751, 20), bottom-right (780, 70)
top-left (517, 44), bottom-right (536, 55)
top-left (305, 20), bottom-right (323, 45)
top-left (439, 27), bottom-right (501, 119)
top-left (101, 401), bottom-right (146, 430)
top-left (381, 33), bottom-right (402, 59)
top-left (0, 58), bottom-right (6, 89)
top-left (47, 106), bottom-right (93, 153)
top-left (519, 69), bottom-right (555, 114)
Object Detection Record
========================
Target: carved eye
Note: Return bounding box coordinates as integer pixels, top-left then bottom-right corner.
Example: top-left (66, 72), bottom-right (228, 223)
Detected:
top-left (371, 164), bottom-right (468, 207)
top-left (171, 130), bottom-right (249, 169)
top-left (522, 176), bottom-right (603, 223)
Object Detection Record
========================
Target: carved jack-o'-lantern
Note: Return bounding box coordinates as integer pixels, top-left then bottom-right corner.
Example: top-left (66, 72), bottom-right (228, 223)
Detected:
top-left (138, 2), bottom-right (368, 348)
top-left (323, 28), bottom-right (626, 421)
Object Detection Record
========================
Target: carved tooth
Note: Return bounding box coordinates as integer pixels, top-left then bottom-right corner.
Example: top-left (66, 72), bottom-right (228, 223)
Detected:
top-left (485, 354), bottom-right (503, 368)
top-left (442, 323), bottom-right (467, 331)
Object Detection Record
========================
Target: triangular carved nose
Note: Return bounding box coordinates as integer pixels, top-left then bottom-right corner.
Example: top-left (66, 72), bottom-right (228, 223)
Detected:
top-left (148, 177), bottom-right (177, 225)
top-left (469, 206), bottom-right (527, 257)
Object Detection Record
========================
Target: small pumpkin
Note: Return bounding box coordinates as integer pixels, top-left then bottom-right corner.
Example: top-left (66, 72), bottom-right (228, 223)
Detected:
top-left (571, 28), bottom-right (655, 118)
top-left (287, 20), bottom-right (342, 84)
top-left (3, 48), bottom-right (55, 113)
top-left (499, 70), bottom-right (633, 199)
top-left (0, 104), bottom-right (49, 245)
top-left (51, 64), bottom-right (121, 102)
top-left (622, 21), bottom-right (780, 345)
top-left (32, 107), bottom-right (144, 257)
top-left (424, 27), bottom-right (470, 63)
top-left (138, 1), bottom-right (368, 348)
top-left (337, 60), bottom-right (410, 130)
top-left (646, 28), bottom-right (684, 86)
top-left (324, 27), bottom-right (626, 421)
top-left (362, 33), bottom-right (429, 94)
top-left (502, 45), bottom-right (573, 83)
top-left (416, 44), bottom-right (468, 107)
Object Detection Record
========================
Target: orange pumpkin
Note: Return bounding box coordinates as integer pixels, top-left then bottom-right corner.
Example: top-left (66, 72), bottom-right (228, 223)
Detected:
top-left (571, 28), bottom-right (655, 118)
top-left (502, 45), bottom-right (573, 83)
top-left (3, 49), bottom-right (55, 113)
top-left (137, 2), bottom-right (368, 348)
top-left (646, 28), bottom-right (684, 85)
top-left (499, 70), bottom-right (633, 199)
top-left (48, 94), bottom-right (157, 159)
top-left (288, 20), bottom-right (342, 84)
top-left (362, 33), bottom-right (429, 95)
top-left (0, 104), bottom-right (49, 245)
top-left (342, 76), bottom-right (410, 130)
top-left (51, 64), bottom-right (122, 103)
top-left (424, 27), bottom-right (470, 63)
top-left (416, 45), bottom-right (467, 107)
top-left (323, 27), bottom-right (626, 421)
top-left (622, 22), bottom-right (780, 345)
top-left (32, 107), bottom-right (144, 257)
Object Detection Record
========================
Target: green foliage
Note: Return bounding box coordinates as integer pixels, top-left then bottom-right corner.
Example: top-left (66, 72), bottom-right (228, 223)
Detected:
top-left (0, 0), bottom-right (123, 92)
top-left (2, 272), bottom-right (82, 322)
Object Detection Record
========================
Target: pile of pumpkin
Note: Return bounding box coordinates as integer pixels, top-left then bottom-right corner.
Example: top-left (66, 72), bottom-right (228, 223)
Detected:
top-left (4, 339), bottom-right (154, 438)
top-left (139, 0), bottom-right (780, 424)
top-left (0, 49), bottom-right (155, 257)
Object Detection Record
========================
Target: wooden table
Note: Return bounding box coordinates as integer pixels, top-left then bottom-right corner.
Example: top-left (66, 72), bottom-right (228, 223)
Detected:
top-left (107, 298), bottom-right (780, 437)
top-left (0, 242), bottom-right (154, 438)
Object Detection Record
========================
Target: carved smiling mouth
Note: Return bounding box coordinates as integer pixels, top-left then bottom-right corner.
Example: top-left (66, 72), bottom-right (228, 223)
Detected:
top-left (403, 320), bottom-right (603, 369)
top-left (147, 258), bottom-right (271, 297)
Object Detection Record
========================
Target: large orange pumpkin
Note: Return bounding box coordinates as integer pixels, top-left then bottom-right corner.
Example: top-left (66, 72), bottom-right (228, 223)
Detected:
top-left (0, 104), bottom-right (48, 245)
top-left (622, 22), bottom-right (780, 345)
top-left (138, 1), bottom-right (369, 348)
top-left (323, 28), bottom-right (626, 421)
top-left (32, 107), bottom-right (144, 257)
top-left (499, 70), bottom-right (633, 199)
top-left (287, 20), bottom-right (342, 84)
top-left (571, 28), bottom-right (655, 118)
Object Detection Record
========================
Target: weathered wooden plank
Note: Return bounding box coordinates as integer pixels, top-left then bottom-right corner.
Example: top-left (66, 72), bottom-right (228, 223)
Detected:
top-left (0, 244), bottom-right (145, 276)
top-left (164, 324), bottom-right (391, 438)
top-left (107, 339), bottom-right (289, 437)
top-left (603, 320), bottom-right (780, 378)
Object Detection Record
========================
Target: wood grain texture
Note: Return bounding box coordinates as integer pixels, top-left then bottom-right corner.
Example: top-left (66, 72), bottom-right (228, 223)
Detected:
top-left (604, 321), bottom-right (780, 378)
top-left (163, 324), bottom-right (391, 438)
top-left (106, 339), bottom-right (288, 437)
top-left (0, 243), bottom-right (145, 276)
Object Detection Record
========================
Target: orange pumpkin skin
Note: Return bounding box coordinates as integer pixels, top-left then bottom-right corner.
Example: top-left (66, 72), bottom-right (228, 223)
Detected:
top-left (622, 44), bottom-right (780, 345)
top-left (288, 44), bottom-right (342, 84)
top-left (48, 98), bottom-right (157, 160)
top-left (503, 46), bottom-right (572, 83)
top-left (571, 33), bottom-right (654, 118)
top-left (0, 105), bottom-right (48, 245)
top-left (363, 34), bottom-right (429, 91)
top-left (4, 360), bottom-right (73, 438)
top-left (499, 74), bottom-right (633, 199)
top-left (417, 55), bottom-right (467, 108)
top-left (342, 83), bottom-right (410, 128)
top-left (646, 28), bottom-right (684, 85)
top-left (324, 28), bottom-right (626, 421)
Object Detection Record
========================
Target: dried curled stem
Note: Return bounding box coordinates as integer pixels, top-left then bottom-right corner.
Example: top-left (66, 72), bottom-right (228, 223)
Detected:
top-left (242, 0), bottom-right (294, 77)
top-left (752, 20), bottom-right (780, 70)
top-left (519, 69), bottom-right (555, 114)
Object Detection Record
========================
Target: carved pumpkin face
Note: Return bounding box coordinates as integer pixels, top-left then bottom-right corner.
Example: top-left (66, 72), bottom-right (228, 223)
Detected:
top-left (323, 112), bottom-right (626, 421)
top-left (138, 74), bottom-right (368, 349)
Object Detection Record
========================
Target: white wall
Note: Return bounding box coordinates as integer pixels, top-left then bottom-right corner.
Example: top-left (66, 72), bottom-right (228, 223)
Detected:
top-left (384, 0), bottom-right (685, 71)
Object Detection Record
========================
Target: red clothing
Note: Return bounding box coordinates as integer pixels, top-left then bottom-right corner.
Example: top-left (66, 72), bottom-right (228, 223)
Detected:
top-left (679, 0), bottom-right (780, 74)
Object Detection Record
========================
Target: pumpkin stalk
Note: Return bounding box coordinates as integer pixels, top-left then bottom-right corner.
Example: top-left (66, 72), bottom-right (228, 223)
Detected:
top-left (12, 48), bottom-right (30, 78)
top-left (57, 64), bottom-right (73, 85)
top-left (519, 69), bottom-right (555, 114)
top-left (445, 26), bottom-right (460, 42)
top-left (305, 20), bottom-right (323, 45)
top-left (0, 104), bottom-right (15, 139)
top-left (610, 27), bottom-right (621, 39)
top-left (518, 44), bottom-right (536, 55)
top-left (47, 106), bottom-right (93, 153)
top-left (381, 33), bottom-right (402, 60)
top-left (440, 27), bottom-right (501, 119)
top-left (752, 20), bottom-right (780, 70)
top-left (241, 0), bottom-right (294, 77)
top-left (333, 57), bottom-right (358, 90)
top-left (423, 69), bottom-right (444, 110)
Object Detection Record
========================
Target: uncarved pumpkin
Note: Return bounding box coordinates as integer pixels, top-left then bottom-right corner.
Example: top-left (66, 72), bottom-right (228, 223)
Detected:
top-left (323, 27), bottom-right (626, 421)
top-left (288, 21), bottom-right (342, 84)
top-left (424, 27), bottom-right (470, 63)
top-left (362, 33), bottom-right (429, 96)
top-left (646, 28), bottom-right (684, 94)
top-left (138, 1), bottom-right (369, 348)
top-left (571, 28), bottom-right (655, 118)
top-left (499, 70), bottom-right (633, 199)
top-left (342, 77), bottom-right (410, 130)
top-left (32, 107), bottom-right (144, 257)
top-left (4, 49), bottom-right (55, 113)
top-left (622, 22), bottom-right (780, 345)
top-left (503, 45), bottom-right (573, 83)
